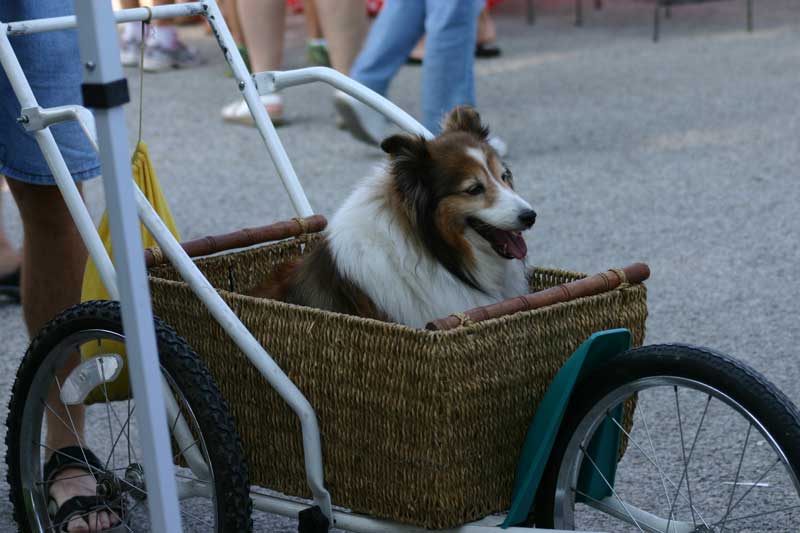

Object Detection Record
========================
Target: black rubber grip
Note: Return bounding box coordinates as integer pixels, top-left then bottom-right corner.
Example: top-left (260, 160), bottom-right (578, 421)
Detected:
top-left (81, 78), bottom-right (130, 109)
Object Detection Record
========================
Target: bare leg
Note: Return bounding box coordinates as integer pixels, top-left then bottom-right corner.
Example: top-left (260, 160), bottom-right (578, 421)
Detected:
top-left (314, 0), bottom-right (367, 73)
top-left (237, 0), bottom-right (285, 72)
top-left (7, 180), bottom-right (114, 532)
top-left (7, 181), bottom-right (86, 335)
top-left (220, 0), bottom-right (244, 45)
top-left (220, 0), bottom-right (285, 123)
top-left (409, 36), bottom-right (426, 63)
top-left (0, 177), bottom-right (21, 278)
top-left (477, 8), bottom-right (497, 46)
top-left (304, 0), bottom-right (323, 40)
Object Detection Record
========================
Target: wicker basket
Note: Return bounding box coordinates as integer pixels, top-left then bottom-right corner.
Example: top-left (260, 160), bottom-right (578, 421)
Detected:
top-left (147, 232), bottom-right (647, 529)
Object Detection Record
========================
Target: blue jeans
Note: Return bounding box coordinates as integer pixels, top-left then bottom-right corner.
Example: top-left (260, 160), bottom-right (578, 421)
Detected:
top-left (0, 1), bottom-right (100, 184)
top-left (350, 0), bottom-right (483, 135)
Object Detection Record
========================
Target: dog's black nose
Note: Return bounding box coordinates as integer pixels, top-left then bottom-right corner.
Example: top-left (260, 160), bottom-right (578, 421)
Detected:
top-left (518, 209), bottom-right (537, 229)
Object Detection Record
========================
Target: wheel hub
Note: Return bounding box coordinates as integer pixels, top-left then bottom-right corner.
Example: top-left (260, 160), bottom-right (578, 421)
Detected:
top-left (95, 471), bottom-right (121, 500)
top-left (124, 463), bottom-right (147, 501)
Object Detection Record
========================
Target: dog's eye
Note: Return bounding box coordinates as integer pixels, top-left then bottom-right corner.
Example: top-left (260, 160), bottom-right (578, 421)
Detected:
top-left (465, 183), bottom-right (485, 196)
top-left (501, 170), bottom-right (513, 184)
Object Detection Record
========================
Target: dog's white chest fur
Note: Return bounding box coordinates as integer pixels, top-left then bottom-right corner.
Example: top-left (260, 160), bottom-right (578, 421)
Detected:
top-left (327, 172), bottom-right (529, 328)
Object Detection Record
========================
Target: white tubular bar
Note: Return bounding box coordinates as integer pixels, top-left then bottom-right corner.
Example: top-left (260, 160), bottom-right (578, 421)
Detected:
top-left (203, 0), bottom-right (314, 217)
top-left (73, 1), bottom-right (183, 530)
top-left (161, 376), bottom-right (210, 480)
top-left (4, 3), bottom-right (205, 36)
top-left (255, 67), bottom-right (434, 140)
top-left (132, 184), bottom-right (333, 521)
top-left (0, 24), bottom-right (119, 300)
top-left (249, 492), bottom-right (598, 533)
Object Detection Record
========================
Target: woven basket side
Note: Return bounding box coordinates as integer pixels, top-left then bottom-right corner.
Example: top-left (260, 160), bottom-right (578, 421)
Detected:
top-left (148, 243), bottom-right (647, 529)
top-left (148, 236), bottom-right (312, 290)
top-left (423, 285), bottom-right (646, 525)
top-left (149, 280), bottom-right (447, 514)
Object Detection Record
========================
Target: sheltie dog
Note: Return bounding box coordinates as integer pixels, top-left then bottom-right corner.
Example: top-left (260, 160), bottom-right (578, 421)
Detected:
top-left (251, 107), bottom-right (537, 328)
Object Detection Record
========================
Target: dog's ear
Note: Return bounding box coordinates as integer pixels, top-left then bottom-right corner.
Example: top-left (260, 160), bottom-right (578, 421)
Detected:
top-left (441, 106), bottom-right (489, 140)
top-left (383, 135), bottom-right (433, 204)
top-left (380, 134), bottom-right (428, 159)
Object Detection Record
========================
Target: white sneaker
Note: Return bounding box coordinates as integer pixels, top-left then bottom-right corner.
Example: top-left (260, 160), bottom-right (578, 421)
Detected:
top-left (333, 91), bottom-right (390, 146)
top-left (221, 94), bottom-right (285, 126)
top-left (120, 39), bottom-right (141, 68)
top-left (143, 42), bottom-right (203, 72)
top-left (142, 27), bottom-right (203, 72)
top-left (487, 135), bottom-right (508, 158)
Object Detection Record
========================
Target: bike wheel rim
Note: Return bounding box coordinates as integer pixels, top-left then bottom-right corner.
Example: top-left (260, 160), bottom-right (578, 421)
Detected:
top-left (553, 376), bottom-right (800, 532)
top-left (18, 328), bottom-right (219, 532)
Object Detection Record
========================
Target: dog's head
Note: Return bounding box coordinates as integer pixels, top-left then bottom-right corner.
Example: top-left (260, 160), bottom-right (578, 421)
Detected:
top-left (381, 106), bottom-right (536, 291)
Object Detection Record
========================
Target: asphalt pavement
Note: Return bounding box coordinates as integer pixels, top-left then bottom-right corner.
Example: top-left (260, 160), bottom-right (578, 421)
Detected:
top-left (2, 0), bottom-right (800, 531)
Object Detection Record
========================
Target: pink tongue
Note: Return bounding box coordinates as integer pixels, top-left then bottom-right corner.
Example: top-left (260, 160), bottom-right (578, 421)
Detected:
top-left (493, 229), bottom-right (528, 259)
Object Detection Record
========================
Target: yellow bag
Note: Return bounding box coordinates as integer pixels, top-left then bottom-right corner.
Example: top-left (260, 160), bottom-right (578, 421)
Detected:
top-left (80, 141), bottom-right (181, 401)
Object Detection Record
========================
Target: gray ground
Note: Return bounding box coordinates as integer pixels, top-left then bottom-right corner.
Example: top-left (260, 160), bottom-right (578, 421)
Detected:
top-left (2, 0), bottom-right (800, 531)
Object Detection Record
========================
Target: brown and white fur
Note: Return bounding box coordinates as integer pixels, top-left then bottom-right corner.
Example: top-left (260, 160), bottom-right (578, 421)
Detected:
top-left (253, 107), bottom-right (536, 328)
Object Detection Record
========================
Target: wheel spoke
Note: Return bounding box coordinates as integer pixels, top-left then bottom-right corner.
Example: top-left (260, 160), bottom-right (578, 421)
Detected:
top-left (715, 503), bottom-right (800, 525)
top-left (606, 410), bottom-right (709, 528)
top-left (105, 404), bottom-right (136, 471)
top-left (714, 458), bottom-right (782, 527)
top-left (175, 472), bottom-right (213, 484)
top-left (718, 423), bottom-right (752, 531)
top-left (53, 376), bottom-right (96, 483)
top-left (173, 437), bottom-right (201, 463)
top-left (579, 444), bottom-right (646, 532)
top-left (99, 361), bottom-right (117, 471)
top-left (637, 402), bottom-right (676, 523)
top-left (666, 390), bottom-right (709, 531)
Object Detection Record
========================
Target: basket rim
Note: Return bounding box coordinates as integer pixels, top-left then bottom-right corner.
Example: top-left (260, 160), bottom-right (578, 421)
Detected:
top-left (148, 270), bottom-right (646, 339)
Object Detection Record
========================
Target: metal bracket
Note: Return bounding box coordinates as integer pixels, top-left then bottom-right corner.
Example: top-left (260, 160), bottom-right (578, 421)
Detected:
top-left (59, 354), bottom-right (124, 405)
top-left (298, 505), bottom-right (330, 533)
top-left (19, 105), bottom-right (98, 152)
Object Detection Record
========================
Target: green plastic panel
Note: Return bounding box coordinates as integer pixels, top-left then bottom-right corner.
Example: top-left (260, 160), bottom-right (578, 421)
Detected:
top-left (502, 329), bottom-right (632, 527)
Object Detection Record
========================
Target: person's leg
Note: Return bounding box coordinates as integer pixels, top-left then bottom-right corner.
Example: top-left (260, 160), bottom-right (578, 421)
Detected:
top-left (7, 182), bottom-right (86, 336)
top-left (314, 0), bottom-right (367, 74)
top-left (0, 178), bottom-right (21, 280)
top-left (1, 0), bottom-right (114, 527)
top-left (238, 0), bottom-right (286, 72)
top-left (421, 0), bottom-right (481, 134)
top-left (221, 0), bottom-right (286, 125)
top-left (220, 0), bottom-right (245, 45)
top-left (6, 181), bottom-right (115, 532)
top-left (349, 0), bottom-right (426, 95)
top-left (304, 0), bottom-right (331, 66)
top-left (335, 0), bottom-right (425, 144)
top-left (305, 0), bottom-right (324, 40)
top-left (477, 7), bottom-right (497, 45)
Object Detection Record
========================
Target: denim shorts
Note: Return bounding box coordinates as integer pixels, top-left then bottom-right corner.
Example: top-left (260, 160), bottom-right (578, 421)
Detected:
top-left (0, 1), bottom-right (100, 185)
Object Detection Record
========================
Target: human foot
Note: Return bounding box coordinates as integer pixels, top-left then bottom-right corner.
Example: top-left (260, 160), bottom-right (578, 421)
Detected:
top-left (45, 447), bottom-right (123, 532)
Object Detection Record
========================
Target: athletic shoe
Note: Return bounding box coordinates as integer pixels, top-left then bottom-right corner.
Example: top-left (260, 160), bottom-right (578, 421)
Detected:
top-left (120, 38), bottom-right (141, 67)
top-left (334, 91), bottom-right (390, 146)
top-left (143, 41), bottom-right (203, 72)
top-left (221, 94), bottom-right (285, 126)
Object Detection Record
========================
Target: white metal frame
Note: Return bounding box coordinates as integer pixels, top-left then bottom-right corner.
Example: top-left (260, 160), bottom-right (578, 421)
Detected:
top-left (1, 2), bottom-right (598, 531)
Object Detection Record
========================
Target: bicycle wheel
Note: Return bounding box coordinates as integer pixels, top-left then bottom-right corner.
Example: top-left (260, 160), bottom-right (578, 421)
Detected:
top-left (5, 300), bottom-right (252, 532)
top-left (534, 344), bottom-right (800, 532)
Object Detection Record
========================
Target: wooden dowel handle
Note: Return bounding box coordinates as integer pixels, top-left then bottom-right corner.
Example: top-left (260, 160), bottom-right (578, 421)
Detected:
top-left (426, 262), bottom-right (650, 331)
top-left (145, 215), bottom-right (327, 267)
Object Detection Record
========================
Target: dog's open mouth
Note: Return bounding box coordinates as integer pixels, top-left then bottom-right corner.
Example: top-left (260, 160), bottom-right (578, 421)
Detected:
top-left (467, 218), bottom-right (527, 260)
